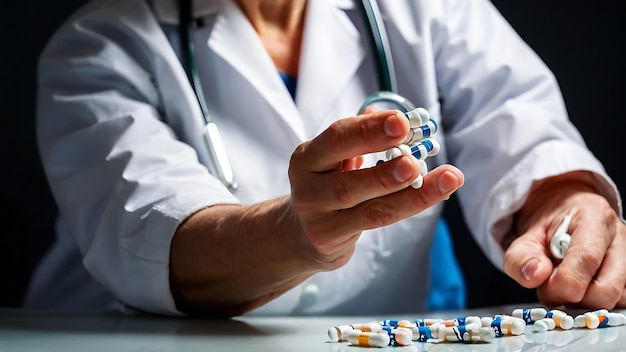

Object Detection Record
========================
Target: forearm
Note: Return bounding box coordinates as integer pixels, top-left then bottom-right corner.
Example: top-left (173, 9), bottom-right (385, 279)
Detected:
top-left (169, 196), bottom-right (319, 317)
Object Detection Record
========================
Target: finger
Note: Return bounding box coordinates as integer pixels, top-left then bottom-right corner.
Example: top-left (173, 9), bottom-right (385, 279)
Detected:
top-left (309, 164), bottom-right (464, 236)
top-left (537, 201), bottom-right (616, 306)
top-left (296, 155), bottom-right (424, 211)
top-left (571, 217), bottom-right (626, 309)
top-left (293, 110), bottom-right (409, 172)
top-left (503, 226), bottom-right (555, 289)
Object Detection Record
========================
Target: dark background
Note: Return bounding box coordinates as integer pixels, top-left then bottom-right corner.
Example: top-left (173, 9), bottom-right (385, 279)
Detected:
top-left (1, 1), bottom-right (624, 308)
top-left (447, 0), bottom-right (626, 308)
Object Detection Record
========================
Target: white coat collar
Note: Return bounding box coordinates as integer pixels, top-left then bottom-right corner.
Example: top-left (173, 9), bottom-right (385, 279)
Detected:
top-left (151, 0), bottom-right (356, 25)
top-left (152, 0), bottom-right (364, 140)
top-left (151, 0), bottom-right (223, 24)
top-left (296, 1), bottom-right (364, 135)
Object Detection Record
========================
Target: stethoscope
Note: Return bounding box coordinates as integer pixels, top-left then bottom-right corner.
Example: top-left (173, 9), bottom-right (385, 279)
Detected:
top-left (179, 0), bottom-right (417, 191)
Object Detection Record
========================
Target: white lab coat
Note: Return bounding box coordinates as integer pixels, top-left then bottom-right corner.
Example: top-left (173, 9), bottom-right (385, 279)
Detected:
top-left (28, 0), bottom-right (621, 316)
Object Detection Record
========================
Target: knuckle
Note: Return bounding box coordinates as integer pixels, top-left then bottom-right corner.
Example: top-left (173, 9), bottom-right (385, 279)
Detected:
top-left (300, 221), bottom-right (329, 251)
top-left (289, 143), bottom-right (309, 180)
top-left (600, 207), bottom-right (615, 224)
top-left (290, 142), bottom-right (308, 165)
top-left (409, 186), bottom-right (435, 207)
top-left (536, 288), bottom-right (557, 307)
top-left (502, 251), bottom-right (518, 277)
top-left (598, 281), bottom-right (624, 308)
top-left (289, 194), bottom-right (308, 213)
top-left (577, 247), bottom-right (604, 272)
top-left (356, 118), bottom-right (370, 141)
top-left (290, 188), bottom-right (317, 214)
top-left (325, 121), bottom-right (348, 155)
top-left (326, 117), bottom-right (370, 155)
top-left (330, 177), bottom-right (356, 207)
top-left (599, 206), bottom-right (615, 225)
top-left (363, 201), bottom-right (398, 228)
top-left (550, 270), bottom-right (587, 303)
top-left (375, 162), bottom-right (399, 191)
top-left (307, 235), bottom-right (329, 254)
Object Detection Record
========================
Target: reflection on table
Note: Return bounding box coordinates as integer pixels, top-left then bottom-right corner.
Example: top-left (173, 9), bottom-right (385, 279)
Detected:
top-left (1, 304), bottom-right (625, 352)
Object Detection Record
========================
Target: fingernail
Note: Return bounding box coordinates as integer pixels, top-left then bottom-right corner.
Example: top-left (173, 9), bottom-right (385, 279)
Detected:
top-left (393, 157), bottom-right (414, 182)
top-left (437, 171), bottom-right (457, 193)
top-left (522, 259), bottom-right (539, 281)
top-left (383, 113), bottom-right (405, 138)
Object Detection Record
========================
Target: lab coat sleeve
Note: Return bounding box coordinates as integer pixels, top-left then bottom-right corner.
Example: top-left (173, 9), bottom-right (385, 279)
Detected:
top-left (429, 0), bottom-right (623, 268)
top-left (36, 0), bottom-right (239, 315)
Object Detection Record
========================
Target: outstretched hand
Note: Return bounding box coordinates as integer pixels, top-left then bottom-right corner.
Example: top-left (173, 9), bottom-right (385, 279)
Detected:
top-left (170, 109), bottom-right (464, 316)
top-left (288, 109), bottom-right (464, 271)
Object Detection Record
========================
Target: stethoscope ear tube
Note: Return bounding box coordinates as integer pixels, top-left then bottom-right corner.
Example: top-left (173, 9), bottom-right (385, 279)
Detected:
top-left (358, 0), bottom-right (397, 93)
top-left (203, 122), bottom-right (238, 190)
top-left (180, 0), bottom-right (238, 190)
top-left (356, 1), bottom-right (417, 114)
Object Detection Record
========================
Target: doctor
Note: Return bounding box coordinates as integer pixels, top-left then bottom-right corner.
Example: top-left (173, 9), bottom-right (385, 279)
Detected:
top-left (29, 0), bottom-right (625, 317)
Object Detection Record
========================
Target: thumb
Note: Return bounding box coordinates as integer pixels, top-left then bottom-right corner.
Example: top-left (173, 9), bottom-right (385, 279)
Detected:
top-left (503, 228), bottom-right (554, 289)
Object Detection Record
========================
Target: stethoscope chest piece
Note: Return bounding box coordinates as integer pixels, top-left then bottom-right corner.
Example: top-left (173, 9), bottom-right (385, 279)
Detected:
top-left (358, 91), bottom-right (417, 114)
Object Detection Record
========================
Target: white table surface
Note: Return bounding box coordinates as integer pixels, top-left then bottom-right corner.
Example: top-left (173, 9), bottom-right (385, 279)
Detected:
top-left (1, 304), bottom-right (625, 351)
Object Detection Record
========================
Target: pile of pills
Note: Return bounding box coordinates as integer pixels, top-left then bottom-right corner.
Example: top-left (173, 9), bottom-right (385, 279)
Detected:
top-left (326, 306), bottom-right (626, 348)
top-left (377, 107), bottom-right (440, 189)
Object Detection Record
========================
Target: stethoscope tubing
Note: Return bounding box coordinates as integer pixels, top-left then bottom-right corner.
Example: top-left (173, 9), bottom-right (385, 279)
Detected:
top-left (180, 0), bottom-right (238, 190)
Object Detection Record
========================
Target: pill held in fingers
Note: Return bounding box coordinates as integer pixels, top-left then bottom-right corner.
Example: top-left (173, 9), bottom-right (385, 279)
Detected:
top-left (377, 107), bottom-right (440, 189)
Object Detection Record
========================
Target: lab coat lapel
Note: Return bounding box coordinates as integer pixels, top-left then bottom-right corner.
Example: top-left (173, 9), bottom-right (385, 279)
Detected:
top-left (296, 1), bottom-right (365, 134)
top-left (206, 1), bottom-right (307, 141)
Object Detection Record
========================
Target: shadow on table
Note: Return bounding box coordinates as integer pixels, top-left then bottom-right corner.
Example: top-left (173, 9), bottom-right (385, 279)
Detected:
top-left (0, 310), bottom-right (285, 337)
